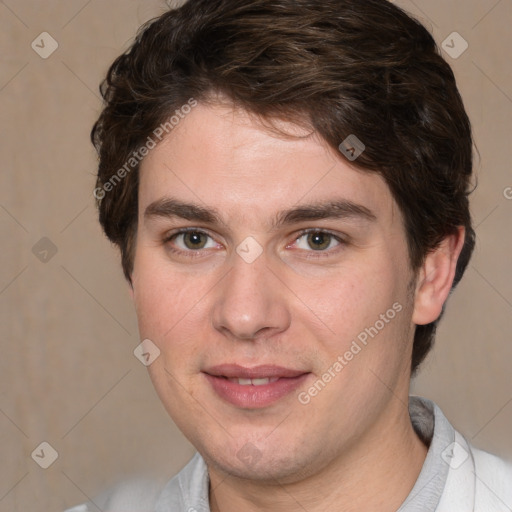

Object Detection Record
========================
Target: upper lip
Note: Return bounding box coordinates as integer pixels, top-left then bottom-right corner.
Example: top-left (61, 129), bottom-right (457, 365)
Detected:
top-left (204, 364), bottom-right (309, 379)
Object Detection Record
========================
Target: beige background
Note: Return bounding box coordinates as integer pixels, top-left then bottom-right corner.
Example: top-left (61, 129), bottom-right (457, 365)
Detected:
top-left (0, 0), bottom-right (511, 510)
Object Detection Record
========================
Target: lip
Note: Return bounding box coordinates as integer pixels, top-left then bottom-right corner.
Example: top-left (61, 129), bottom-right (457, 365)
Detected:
top-left (203, 364), bottom-right (311, 409)
top-left (204, 364), bottom-right (308, 379)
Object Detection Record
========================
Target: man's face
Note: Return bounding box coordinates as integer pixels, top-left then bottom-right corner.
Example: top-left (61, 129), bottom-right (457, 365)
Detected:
top-left (132, 101), bottom-right (417, 482)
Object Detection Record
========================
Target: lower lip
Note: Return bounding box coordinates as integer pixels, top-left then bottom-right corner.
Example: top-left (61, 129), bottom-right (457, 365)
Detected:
top-left (204, 373), bottom-right (310, 409)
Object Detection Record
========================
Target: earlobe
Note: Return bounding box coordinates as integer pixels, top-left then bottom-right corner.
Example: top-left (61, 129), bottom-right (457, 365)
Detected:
top-left (412, 226), bottom-right (466, 326)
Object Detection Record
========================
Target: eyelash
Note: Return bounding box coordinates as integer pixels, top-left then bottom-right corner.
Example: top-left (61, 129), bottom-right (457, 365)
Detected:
top-left (288, 228), bottom-right (346, 258)
top-left (162, 227), bottom-right (346, 259)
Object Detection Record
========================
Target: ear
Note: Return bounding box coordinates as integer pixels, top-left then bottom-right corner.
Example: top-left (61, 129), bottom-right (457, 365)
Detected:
top-left (412, 226), bottom-right (466, 325)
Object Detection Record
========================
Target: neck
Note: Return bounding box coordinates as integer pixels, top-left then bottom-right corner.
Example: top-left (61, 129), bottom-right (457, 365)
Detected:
top-left (208, 399), bottom-right (428, 512)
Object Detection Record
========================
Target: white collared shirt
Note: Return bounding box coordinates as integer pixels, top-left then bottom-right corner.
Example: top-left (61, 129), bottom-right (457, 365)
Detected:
top-left (65, 396), bottom-right (512, 512)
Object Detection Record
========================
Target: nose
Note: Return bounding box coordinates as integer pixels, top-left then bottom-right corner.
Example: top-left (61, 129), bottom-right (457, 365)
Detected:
top-left (211, 250), bottom-right (291, 341)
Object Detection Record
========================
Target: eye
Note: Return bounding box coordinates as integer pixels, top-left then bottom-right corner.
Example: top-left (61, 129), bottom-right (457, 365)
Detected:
top-left (290, 229), bottom-right (343, 253)
top-left (164, 228), bottom-right (219, 254)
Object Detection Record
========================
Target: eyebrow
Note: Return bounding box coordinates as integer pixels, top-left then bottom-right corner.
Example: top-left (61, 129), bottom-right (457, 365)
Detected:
top-left (143, 197), bottom-right (377, 229)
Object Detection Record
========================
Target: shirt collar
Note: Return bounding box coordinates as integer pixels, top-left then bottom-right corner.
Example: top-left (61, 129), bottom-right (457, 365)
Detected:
top-left (397, 395), bottom-right (454, 511)
top-left (155, 395), bottom-right (455, 511)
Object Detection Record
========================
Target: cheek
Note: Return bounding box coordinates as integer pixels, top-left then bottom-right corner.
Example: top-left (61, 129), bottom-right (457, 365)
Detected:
top-left (291, 259), bottom-right (401, 343)
top-left (132, 249), bottom-right (214, 367)
top-left (132, 249), bottom-right (189, 339)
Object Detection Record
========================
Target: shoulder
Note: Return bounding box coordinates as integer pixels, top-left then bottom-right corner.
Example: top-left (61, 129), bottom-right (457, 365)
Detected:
top-left (63, 453), bottom-right (207, 512)
top-left (63, 477), bottom-right (164, 512)
top-left (471, 445), bottom-right (512, 508)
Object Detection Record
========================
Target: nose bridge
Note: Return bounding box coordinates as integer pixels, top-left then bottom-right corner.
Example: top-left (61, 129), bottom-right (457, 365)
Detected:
top-left (211, 248), bottom-right (290, 340)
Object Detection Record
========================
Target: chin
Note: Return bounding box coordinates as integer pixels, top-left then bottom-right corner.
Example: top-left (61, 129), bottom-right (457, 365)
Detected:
top-left (202, 439), bottom-right (319, 484)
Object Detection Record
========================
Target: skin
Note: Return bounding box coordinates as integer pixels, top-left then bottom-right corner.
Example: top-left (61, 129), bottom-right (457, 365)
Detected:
top-left (130, 99), bottom-right (465, 512)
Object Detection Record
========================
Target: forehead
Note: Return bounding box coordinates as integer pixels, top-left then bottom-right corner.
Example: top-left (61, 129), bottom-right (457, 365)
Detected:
top-left (138, 102), bottom-right (399, 228)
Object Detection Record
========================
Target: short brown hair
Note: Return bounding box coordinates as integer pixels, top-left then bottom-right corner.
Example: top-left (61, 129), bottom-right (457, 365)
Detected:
top-left (92, 0), bottom-right (476, 374)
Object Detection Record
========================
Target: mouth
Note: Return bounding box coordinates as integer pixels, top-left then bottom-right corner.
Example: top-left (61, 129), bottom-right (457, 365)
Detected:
top-left (224, 376), bottom-right (280, 385)
top-left (203, 364), bottom-right (311, 409)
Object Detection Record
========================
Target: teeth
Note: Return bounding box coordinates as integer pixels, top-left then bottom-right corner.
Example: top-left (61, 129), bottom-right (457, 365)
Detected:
top-left (228, 377), bottom-right (279, 385)
top-left (252, 378), bottom-right (271, 386)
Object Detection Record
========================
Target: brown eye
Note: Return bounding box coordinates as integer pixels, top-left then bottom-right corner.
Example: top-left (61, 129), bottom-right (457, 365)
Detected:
top-left (164, 229), bottom-right (220, 259)
top-left (289, 229), bottom-right (344, 256)
top-left (306, 232), bottom-right (333, 251)
top-left (182, 231), bottom-right (208, 250)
